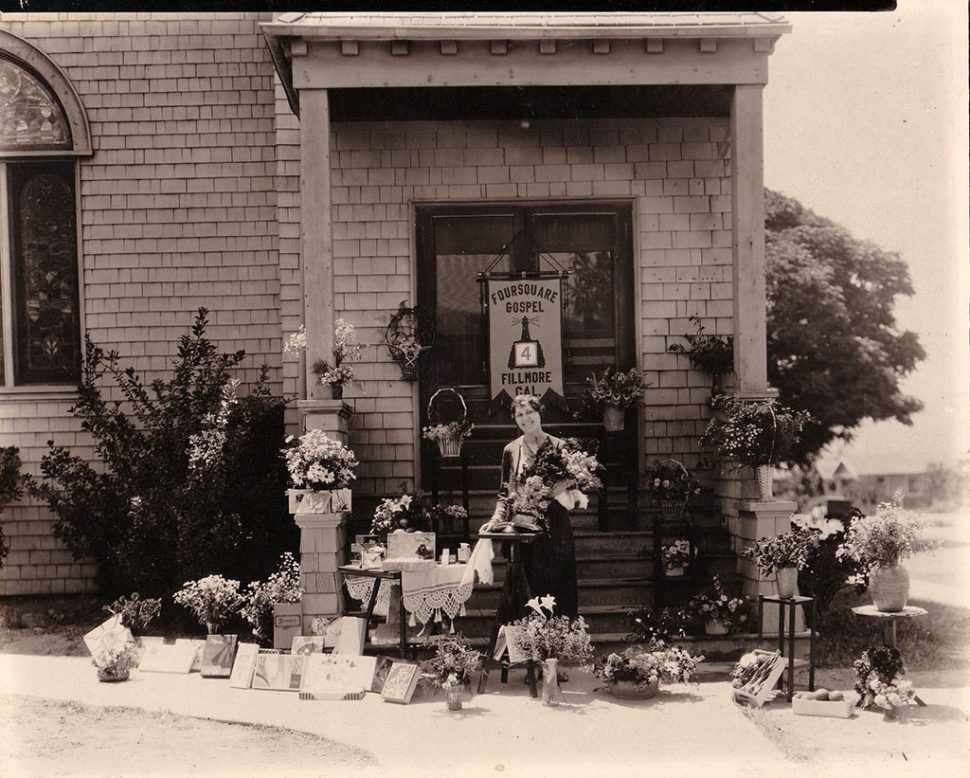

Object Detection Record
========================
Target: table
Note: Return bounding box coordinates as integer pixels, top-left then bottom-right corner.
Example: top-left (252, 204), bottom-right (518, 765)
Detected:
top-left (477, 532), bottom-right (538, 696)
top-left (758, 594), bottom-right (816, 703)
top-left (851, 604), bottom-right (928, 706)
top-left (338, 566), bottom-right (408, 657)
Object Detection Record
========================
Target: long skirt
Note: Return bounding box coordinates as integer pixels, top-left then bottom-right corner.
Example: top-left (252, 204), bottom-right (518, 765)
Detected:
top-left (524, 504), bottom-right (578, 619)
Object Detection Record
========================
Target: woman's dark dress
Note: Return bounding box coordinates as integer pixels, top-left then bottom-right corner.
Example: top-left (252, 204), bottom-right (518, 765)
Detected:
top-left (498, 435), bottom-right (579, 619)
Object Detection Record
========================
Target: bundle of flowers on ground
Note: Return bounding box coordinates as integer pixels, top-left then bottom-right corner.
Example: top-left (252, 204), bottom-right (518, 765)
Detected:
top-left (92, 644), bottom-right (139, 680)
top-left (854, 645), bottom-right (917, 713)
top-left (700, 394), bottom-right (810, 467)
top-left (173, 574), bottom-right (244, 634)
top-left (421, 633), bottom-right (483, 691)
top-left (510, 438), bottom-right (603, 529)
top-left (281, 430), bottom-right (359, 491)
top-left (661, 540), bottom-right (692, 573)
top-left (103, 592), bottom-right (161, 636)
top-left (742, 527), bottom-right (819, 577)
top-left (688, 576), bottom-right (753, 634)
top-left (370, 491), bottom-right (433, 539)
top-left (240, 552), bottom-right (303, 645)
top-left (836, 494), bottom-right (940, 576)
top-left (580, 366), bottom-right (650, 411)
top-left (509, 595), bottom-right (594, 665)
top-left (594, 639), bottom-right (702, 692)
top-left (644, 459), bottom-right (701, 503)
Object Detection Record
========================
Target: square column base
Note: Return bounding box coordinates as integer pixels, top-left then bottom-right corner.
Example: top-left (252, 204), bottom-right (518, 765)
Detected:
top-left (294, 511), bottom-right (350, 635)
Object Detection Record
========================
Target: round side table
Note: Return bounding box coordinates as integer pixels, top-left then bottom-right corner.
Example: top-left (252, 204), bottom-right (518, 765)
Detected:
top-left (851, 604), bottom-right (928, 706)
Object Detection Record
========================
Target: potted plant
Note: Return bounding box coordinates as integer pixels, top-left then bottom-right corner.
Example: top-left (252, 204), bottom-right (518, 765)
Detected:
top-left (580, 367), bottom-right (650, 431)
top-left (240, 552), bottom-right (304, 647)
top-left (173, 574), bottom-right (244, 635)
top-left (644, 459), bottom-right (701, 519)
top-left (791, 510), bottom-right (862, 617)
top-left (281, 429), bottom-right (359, 514)
top-left (741, 528), bottom-right (819, 599)
top-left (627, 606), bottom-right (692, 644)
top-left (854, 645), bottom-right (917, 719)
top-left (421, 633), bottom-right (483, 711)
top-left (92, 643), bottom-right (140, 683)
top-left (103, 593), bottom-right (161, 662)
top-left (508, 595), bottom-right (594, 706)
top-left (668, 315), bottom-right (734, 393)
top-left (384, 302), bottom-right (434, 381)
top-left (285, 319), bottom-right (365, 400)
top-left (836, 494), bottom-right (939, 612)
top-left (370, 490), bottom-right (434, 544)
top-left (688, 576), bottom-right (753, 636)
top-left (593, 639), bottom-right (702, 700)
top-left (700, 394), bottom-right (811, 500)
top-left (422, 388), bottom-right (474, 458)
top-left (661, 540), bottom-right (693, 578)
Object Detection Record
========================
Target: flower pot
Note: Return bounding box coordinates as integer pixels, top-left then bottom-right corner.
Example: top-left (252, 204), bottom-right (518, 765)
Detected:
top-left (883, 705), bottom-right (899, 721)
top-left (659, 500), bottom-right (686, 520)
top-left (602, 405), bottom-right (625, 432)
top-left (665, 566), bottom-right (686, 578)
top-left (97, 668), bottom-right (130, 682)
top-left (776, 566), bottom-right (799, 599)
top-left (330, 383), bottom-right (343, 400)
top-left (287, 488), bottom-right (352, 514)
top-left (607, 677), bottom-right (660, 701)
top-left (444, 684), bottom-right (463, 711)
top-left (869, 563), bottom-right (910, 613)
top-left (705, 618), bottom-right (729, 636)
top-left (755, 465), bottom-right (774, 501)
top-left (541, 658), bottom-right (565, 706)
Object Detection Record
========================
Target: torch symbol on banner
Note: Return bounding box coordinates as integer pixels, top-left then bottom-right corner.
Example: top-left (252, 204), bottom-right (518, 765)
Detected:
top-left (509, 316), bottom-right (546, 369)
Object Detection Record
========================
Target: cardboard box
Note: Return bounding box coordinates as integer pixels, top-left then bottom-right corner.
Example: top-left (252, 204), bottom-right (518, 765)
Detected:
top-left (792, 695), bottom-right (856, 718)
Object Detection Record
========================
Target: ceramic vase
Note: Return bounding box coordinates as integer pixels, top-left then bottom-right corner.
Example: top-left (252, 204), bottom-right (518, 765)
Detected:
top-left (705, 618), bottom-right (729, 636)
top-left (869, 563), bottom-right (910, 613)
top-left (776, 566), bottom-right (798, 599)
top-left (541, 658), bottom-right (565, 706)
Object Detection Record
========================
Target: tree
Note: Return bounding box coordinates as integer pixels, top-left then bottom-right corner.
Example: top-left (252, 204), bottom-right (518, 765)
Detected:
top-left (764, 190), bottom-right (925, 463)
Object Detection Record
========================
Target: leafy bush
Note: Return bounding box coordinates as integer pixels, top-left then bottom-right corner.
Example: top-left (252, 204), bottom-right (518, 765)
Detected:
top-left (0, 446), bottom-right (24, 570)
top-left (24, 308), bottom-right (297, 598)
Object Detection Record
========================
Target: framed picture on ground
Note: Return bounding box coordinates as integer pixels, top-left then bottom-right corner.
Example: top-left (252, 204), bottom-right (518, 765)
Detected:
top-left (301, 653), bottom-right (376, 697)
top-left (371, 655), bottom-right (395, 693)
top-left (379, 661), bottom-right (420, 704)
top-left (138, 641), bottom-right (197, 674)
top-left (200, 635), bottom-right (238, 678)
top-left (229, 643), bottom-right (260, 689)
top-left (252, 651), bottom-right (301, 691)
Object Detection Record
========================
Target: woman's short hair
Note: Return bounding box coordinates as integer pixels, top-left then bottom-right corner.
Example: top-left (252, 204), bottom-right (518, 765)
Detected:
top-left (510, 394), bottom-right (543, 417)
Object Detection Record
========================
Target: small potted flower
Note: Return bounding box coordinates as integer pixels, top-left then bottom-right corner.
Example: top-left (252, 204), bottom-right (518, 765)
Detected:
top-left (384, 302), bottom-right (434, 381)
top-left (854, 645), bottom-right (917, 720)
top-left (431, 503), bottom-right (469, 537)
top-left (688, 576), bottom-right (753, 636)
top-left (836, 494), bottom-right (939, 612)
top-left (508, 594), bottom-right (594, 706)
top-left (285, 319), bottom-right (365, 400)
top-left (421, 633), bottom-right (483, 711)
top-left (580, 367), bottom-right (650, 431)
top-left (644, 459), bottom-right (701, 519)
top-left (661, 540), bottom-right (693, 578)
top-left (240, 552), bottom-right (303, 647)
top-left (173, 574), bottom-right (244, 635)
top-left (700, 394), bottom-right (811, 500)
top-left (741, 528), bottom-right (819, 599)
top-left (422, 388), bottom-right (474, 458)
top-left (281, 429), bottom-right (359, 514)
top-left (92, 643), bottom-right (140, 683)
top-left (594, 639), bottom-right (702, 700)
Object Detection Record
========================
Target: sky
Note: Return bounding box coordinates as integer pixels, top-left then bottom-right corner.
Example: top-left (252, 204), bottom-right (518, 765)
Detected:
top-left (761, 1), bottom-right (969, 472)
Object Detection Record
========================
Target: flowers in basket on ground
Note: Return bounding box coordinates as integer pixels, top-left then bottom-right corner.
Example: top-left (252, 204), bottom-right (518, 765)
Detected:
top-left (510, 438), bottom-right (603, 525)
top-left (742, 527), bottom-right (819, 577)
top-left (700, 394), bottom-right (811, 467)
top-left (173, 574), bottom-right (244, 632)
top-left (836, 493), bottom-right (940, 575)
top-left (661, 540), bottom-right (692, 571)
top-left (854, 645), bottom-right (917, 712)
top-left (509, 595), bottom-right (594, 665)
top-left (103, 593), bottom-right (161, 635)
top-left (581, 366), bottom-right (650, 410)
top-left (644, 459), bottom-right (701, 503)
top-left (282, 430), bottom-right (359, 491)
top-left (421, 633), bottom-right (483, 690)
top-left (240, 552), bottom-right (303, 645)
top-left (370, 491), bottom-right (433, 538)
top-left (92, 644), bottom-right (139, 676)
top-left (594, 639), bottom-right (702, 690)
top-left (688, 576), bottom-right (753, 633)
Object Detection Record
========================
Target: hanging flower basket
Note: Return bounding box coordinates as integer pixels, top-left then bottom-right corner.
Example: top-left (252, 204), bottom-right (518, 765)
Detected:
top-left (384, 302), bottom-right (435, 382)
top-left (659, 500), bottom-right (686, 520)
top-left (423, 388), bottom-right (474, 458)
top-left (645, 459), bottom-right (701, 518)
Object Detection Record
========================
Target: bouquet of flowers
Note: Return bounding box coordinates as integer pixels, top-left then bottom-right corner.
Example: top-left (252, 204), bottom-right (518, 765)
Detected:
top-left (173, 574), bottom-right (244, 634)
top-left (792, 509), bottom-right (862, 614)
top-left (742, 528), bottom-right (819, 577)
top-left (286, 320), bottom-right (365, 394)
top-left (594, 639), bottom-right (701, 691)
top-left (423, 388), bottom-right (474, 447)
top-left (282, 429), bottom-right (359, 491)
top-left (700, 394), bottom-right (811, 467)
top-left (668, 315), bottom-right (734, 382)
top-left (836, 494), bottom-right (940, 575)
top-left (92, 644), bottom-right (139, 680)
top-left (431, 503), bottom-right (468, 534)
top-left (661, 540), bottom-right (692, 572)
top-left (421, 634), bottom-right (483, 690)
top-left (509, 438), bottom-right (603, 530)
top-left (854, 645), bottom-right (917, 712)
top-left (627, 606), bottom-right (692, 643)
top-left (370, 491), bottom-right (433, 538)
top-left (688, 576), bottom-right (753, 634)
top-left (103, 592), bottom-right (161, 636)
top-left (644, 459), bottom-right (701, 503)
top-left (508, 595), bottom-right (594, 665)
top-left (240, 552), bottom-right (303, 645)
top-left (581, 367), bottom-right (650, 410)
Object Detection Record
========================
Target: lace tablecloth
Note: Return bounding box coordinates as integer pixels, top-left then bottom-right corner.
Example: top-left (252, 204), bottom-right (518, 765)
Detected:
top-left (402, 564), bottom-right (473, 630)
top-left (343, 575), bottom-right (393, 618)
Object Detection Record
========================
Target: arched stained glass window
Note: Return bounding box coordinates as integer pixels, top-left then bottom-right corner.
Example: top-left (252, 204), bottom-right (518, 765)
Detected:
top-left (0, 56), bottom-right (72, 151)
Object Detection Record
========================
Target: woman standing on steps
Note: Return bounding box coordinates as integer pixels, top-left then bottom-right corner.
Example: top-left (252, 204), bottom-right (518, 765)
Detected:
top-left (479, 393), bottom-right (579, 619)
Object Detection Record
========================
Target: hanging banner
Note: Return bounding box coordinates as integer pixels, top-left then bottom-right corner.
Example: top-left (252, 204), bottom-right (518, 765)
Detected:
top-left (485, 276), bottom-right (567, 410)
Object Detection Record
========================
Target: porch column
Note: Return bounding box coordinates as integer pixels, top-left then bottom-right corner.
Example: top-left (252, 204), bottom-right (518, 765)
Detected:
top-left (730, 84), bottom-right (769, 396)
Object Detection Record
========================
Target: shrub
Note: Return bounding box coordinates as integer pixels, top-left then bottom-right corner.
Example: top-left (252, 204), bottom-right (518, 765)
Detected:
top-left (0, 446), bottom-right (24, 570)
top-left (24, 308), bottom-right (297, 598)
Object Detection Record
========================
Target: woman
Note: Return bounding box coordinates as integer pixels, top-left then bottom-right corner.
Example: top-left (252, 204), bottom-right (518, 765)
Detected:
top-left (479, 394), bottom-right (579, 619)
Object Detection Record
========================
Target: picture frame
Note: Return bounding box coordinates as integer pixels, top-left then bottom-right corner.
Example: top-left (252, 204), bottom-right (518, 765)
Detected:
top-left (229, 643), bottom-right (260, 689)
top-left (379, 661), bottom-right (420, 704)
top-left (137, 641), bottom-right (198, 674)
top-left (200, 634), bottom-right (238, 678)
